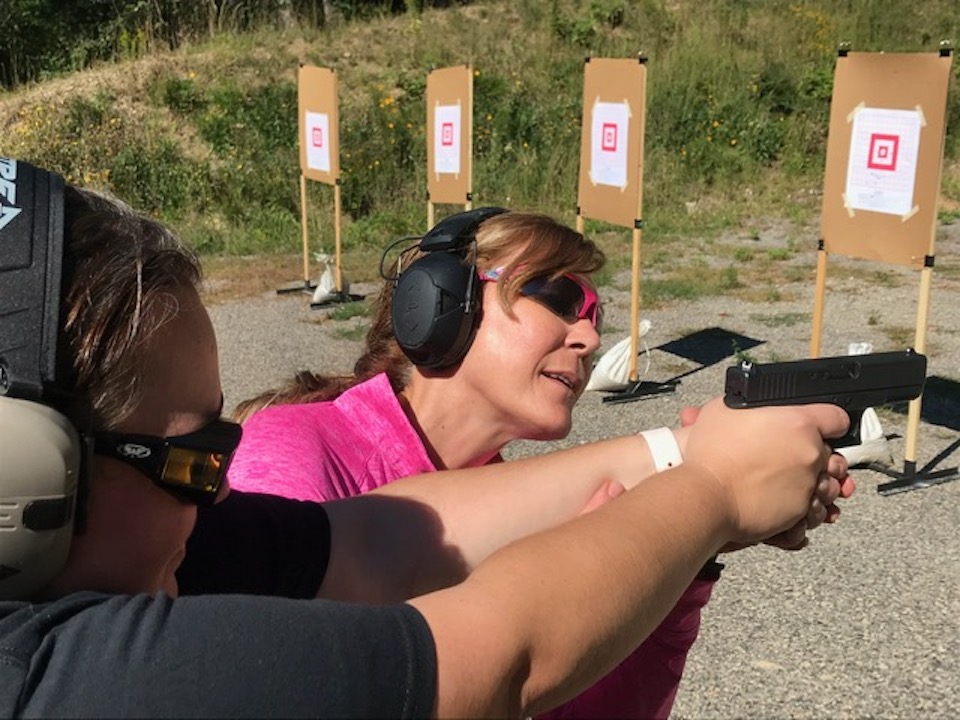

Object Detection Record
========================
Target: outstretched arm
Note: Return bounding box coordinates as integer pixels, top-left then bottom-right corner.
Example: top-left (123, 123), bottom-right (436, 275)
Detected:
top-left (404, 399), bottom-right (849, 717)
top-left (321, 401), bottom-right (850, 603)
top-left (319, 432), bottom-right (661, 601)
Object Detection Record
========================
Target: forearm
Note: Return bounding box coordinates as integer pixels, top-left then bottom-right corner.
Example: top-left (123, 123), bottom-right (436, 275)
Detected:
top-left (409, 464), bottom-right (733, 718)
top-left (323, 435), bottom-right (661, 600)
top-left (381, 434), bottom-right (661, 550)
top-left (538, 578), bottom-right (716, 720)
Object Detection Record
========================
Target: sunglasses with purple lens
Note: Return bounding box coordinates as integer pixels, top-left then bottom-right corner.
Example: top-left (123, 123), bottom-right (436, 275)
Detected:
top-left (479, 267), bottom-right (602, 331)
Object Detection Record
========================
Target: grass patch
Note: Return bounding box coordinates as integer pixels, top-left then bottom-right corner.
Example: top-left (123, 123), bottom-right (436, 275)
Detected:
top-left (328, 302), bottom-right (371, 322)
top-left (642, 265), bottom-right (744, 307)
top-left (749, 311), bottom-right (811, 328)
top-left (200, 253), bottom-right (306, 304)
top-left (731, 340), bottom-right (759, 364)
top-left (871, 269), bottom-right (903, 288)
top-left (882, 325), bottom-right (917, 348)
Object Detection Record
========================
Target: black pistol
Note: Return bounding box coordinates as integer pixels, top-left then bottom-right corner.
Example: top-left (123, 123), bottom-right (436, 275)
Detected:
top-left (723, 349), bottom-right (927, 446)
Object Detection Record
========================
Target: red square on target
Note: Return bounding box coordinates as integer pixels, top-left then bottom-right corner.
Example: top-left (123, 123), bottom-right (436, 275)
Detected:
top-left (312, 127), bottom-right (323, 148)
top-left (601, 123), bottom-right (618, 152)
top-left (442, 122), bottom-right (454, 147)
top-left (867, 133), bottom-right (899, 171)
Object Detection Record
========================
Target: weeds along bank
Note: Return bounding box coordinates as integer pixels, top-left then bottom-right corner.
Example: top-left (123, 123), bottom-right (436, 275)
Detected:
top-left (1, 0), bottom-right (959, 266)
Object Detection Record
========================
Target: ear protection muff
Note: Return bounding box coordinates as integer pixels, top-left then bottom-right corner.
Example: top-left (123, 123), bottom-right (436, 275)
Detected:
top-left (0, 157), bottom-right (84, 599)
top-left (0, 398), bottom-right (81, 598)
top-left (387, 207), bottom-right (507, 369)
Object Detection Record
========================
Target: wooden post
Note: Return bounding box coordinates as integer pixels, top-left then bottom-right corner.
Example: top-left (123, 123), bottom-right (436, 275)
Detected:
top-left (299, 173), bottom-right (311, 285)
top-left (333, 180), bottom-right (343, 292)
top-left (905, 264), bottom-right (934, 464)
top-left (810, 245), bottom-right (829, 358)
top-left (627, 226), bottom-right (642, 382)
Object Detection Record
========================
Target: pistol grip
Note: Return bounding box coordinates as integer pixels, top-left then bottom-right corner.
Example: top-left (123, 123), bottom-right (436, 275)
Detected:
top-left (831, 408), bottom-right (863, 449)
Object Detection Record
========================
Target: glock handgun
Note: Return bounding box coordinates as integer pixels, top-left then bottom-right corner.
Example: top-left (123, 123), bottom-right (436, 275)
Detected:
top-left (723, 349), bottom-right (927, 446)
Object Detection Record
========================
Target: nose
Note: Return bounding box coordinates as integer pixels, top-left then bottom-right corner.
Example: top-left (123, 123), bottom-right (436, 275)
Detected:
top-left (567, 317), bottom-right (601, 357)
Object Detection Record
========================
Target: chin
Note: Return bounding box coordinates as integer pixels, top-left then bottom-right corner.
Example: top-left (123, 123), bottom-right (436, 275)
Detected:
top-left (161, 550), bottom-right (186, 597)
top-left (526, 418), bottom-right (573, 442)
top-left (163, 579), bottom-right (180, 598)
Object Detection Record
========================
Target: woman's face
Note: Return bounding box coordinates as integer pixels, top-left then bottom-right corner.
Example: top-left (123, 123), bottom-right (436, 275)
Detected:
top-left (49, 285), bottom-right (223, 598)
top-left (454, 273), bottom-right (601, 441)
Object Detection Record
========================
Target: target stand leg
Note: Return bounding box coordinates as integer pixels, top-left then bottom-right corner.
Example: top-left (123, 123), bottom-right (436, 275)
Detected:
top-left (277, 279), bottom-right (317, 296)
top-left (310, 291), bottom-right (365, 310)
top-left (602, 379), bottom-right (680, 406)
top-left (873, 459), bottom-right (959, 496)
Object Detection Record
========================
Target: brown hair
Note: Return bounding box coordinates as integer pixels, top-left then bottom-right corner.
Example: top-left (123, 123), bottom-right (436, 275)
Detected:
top-left (233, 211), bottom-right (604, 422)
top-left (62, 186), bottom-right (202, 431)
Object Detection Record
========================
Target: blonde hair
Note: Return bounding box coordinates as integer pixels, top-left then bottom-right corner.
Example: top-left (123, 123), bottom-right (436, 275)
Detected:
top-left (232, 211), bottom-right (604, 421)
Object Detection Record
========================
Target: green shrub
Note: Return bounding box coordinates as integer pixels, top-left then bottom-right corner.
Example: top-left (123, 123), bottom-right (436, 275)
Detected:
top-left (4, 0), bottom-right (959, 260)
top-left (161, 77), bottom-right (205, 115)
top-left (110, 141), bottom-right (210, 217)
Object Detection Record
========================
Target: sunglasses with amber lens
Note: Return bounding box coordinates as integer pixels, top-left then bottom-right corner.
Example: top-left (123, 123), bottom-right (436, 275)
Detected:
top-left (94, 418), bottom-right (242, 506)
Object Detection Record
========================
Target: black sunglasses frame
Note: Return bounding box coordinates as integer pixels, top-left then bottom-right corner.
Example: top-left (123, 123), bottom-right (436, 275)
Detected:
top-left (519, 275), bottom-right (603, 332)
top-left (93, 418), bottom-right (242, 506)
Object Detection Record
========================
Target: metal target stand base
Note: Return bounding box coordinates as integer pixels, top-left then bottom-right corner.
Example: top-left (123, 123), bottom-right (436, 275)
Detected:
top-left (601, 379), bottom-right (680, 405)
top-left (276, 280), bottom-right (317, 296)
top-left (309, 291), bottom-right (365, 310)
top-left (871, 460), bottom-right (960, 496)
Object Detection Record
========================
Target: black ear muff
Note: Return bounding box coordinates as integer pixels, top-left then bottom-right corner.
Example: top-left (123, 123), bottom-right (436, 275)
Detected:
top-left (392, 250), bottom-right (479, 368)
top-left (389, 207), bottom-right (507, 369)
top-left (0, 157), bottom-right (83, 599)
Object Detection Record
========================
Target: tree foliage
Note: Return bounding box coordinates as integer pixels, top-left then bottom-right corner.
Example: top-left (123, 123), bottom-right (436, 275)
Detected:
top-left (0, 0), bottom-right (459, 89)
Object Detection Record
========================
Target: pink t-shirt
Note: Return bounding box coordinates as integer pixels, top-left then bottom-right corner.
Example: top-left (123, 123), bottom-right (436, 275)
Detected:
top-left (229, 372), bottom-right (715, 719)
top-left (228, 373), bottom-right (437, 500)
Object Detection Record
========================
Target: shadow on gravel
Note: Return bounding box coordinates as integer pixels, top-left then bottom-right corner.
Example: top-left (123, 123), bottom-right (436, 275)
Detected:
top-left (873, 376), bottom-right (960, 485)
top-left (920, 376), bottom-right (960, 431)
top-left (655, 326), bottom-right (765, 382)
top-left (598, 327), bottom-right (765, 405)
top-left (882, 375), bottom-right (960, 432)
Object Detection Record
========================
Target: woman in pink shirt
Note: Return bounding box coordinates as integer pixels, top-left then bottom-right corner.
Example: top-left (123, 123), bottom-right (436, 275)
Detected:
top-left (224, 210), bottom-right (783, 718)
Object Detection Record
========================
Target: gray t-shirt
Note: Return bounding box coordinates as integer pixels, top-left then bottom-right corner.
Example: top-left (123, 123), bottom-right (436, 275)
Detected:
top-left (0, 495), bottom-right (437, 718)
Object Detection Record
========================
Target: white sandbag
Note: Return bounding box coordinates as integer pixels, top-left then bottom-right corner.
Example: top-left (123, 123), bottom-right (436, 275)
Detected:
top-left (311, 253), bottom-right (350, 304)
top-left (836, 342), bottom-right (893, 467)
top-left (586, 320), bottom-right (652, 392)
top-left (837, 407), bottom-right (894, 467)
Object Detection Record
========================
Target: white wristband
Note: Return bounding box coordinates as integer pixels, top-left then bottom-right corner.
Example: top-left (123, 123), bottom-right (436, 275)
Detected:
top-left (638, 427), bottom-right (684, 473)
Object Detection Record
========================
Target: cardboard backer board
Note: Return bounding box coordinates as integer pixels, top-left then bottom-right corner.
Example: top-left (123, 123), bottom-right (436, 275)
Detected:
top-left (426, 65), bottom-right (473, 205)
top-left (298, 65), bottom-right (340, 185)
top-left (821, 52), bottom-right (952, 268)
top-left (577, 58), bottom-right (646, 229)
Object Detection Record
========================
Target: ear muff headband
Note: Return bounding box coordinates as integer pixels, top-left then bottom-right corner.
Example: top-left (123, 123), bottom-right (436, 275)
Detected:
top-left (0, 157), bottom-right (82, 599)
top-left (0, 157), bottom-right (66, 399)
top-left (389, 207), bottom-right (507, 369)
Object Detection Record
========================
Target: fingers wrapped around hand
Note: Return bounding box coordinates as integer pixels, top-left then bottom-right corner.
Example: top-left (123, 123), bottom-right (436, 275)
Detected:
top-left (684, 399), bottom-right (850, 545)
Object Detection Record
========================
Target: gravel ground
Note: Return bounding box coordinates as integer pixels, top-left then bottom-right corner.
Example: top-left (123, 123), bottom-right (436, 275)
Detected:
top-left (207, 221), bottom-right (960, 719)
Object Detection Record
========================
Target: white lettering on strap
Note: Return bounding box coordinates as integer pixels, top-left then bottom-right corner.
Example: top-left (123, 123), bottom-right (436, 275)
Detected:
top-left (0, 159), bottom-right (21, 231)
